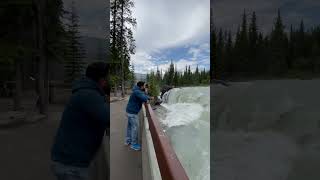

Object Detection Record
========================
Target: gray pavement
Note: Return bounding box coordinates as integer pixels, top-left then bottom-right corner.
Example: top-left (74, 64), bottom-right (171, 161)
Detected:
top-left (0, 104), bottom-right (63, 180)
top-left (110, 99), bottom-right (142, 180)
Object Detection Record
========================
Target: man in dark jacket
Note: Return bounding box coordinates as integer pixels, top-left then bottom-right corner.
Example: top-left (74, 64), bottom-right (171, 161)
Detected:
top-left (125, 81), bottom-right (152, 151)
top-left (51, 62), bottom-right (109, 180)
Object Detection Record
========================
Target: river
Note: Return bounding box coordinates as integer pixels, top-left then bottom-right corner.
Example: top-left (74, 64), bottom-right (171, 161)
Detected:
top-left (155, 86), bottom-right (210, 180)
top-left (212, 80), bottom-right (320, 180)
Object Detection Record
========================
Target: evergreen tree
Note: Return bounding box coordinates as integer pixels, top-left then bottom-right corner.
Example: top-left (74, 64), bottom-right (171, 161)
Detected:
top-left (269, 9), bottom-right (287, 75)
top-left (110, 0), bottom-right (136, 96)
top-left (225, 30), bottom-right (233, 76)
top-left (194, 65), bottom-right (200, 84)
top-left (168, 60), bottom-right (175, 85)
top-left (249, 11), bottom-right (258, 75)
top-left (239, 10), bottom-right (249, 74)
top-left (188, 65), bottom-right (192, 84)
top-left (64, 1), bottom-right (86, 83)
top-left (148, 71), bottom-right (160, 97)
top-left (212, 10), bottom-right (320, 79)
top-left (211, 28), bottom-right (217, 79)
top-left (173, 65), bottom-right (179, 86)
top-left (156, 66), bottom-right (162, 86)
top-left (216, 28), bottom-right (224, 78)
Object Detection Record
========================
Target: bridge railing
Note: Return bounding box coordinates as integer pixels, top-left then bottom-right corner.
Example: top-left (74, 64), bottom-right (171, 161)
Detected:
top-left (143, 103), bottom-right (189, 180)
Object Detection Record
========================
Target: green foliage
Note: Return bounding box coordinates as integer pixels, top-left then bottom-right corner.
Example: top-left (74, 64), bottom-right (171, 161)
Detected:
top-left (212, 9), bottom-right (320, 79)
top-left (110, 0), bottom-right (136, 88)
top-left (110, 75), bottom-right (120, 89)
top-left (63, 1), bottom-right (86, 83)
top-left (147, 71), bottom-right (160, 97)
top-left (146, 61), bottom-right (210, 94)
top-left (0, 0), bottom-right (66, 79)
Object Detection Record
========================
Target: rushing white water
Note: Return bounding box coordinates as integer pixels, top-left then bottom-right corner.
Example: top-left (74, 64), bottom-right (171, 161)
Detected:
top-left (155, 87), bottom-right (210, 180)
top-left (212, 80), bottom-right (320, 180)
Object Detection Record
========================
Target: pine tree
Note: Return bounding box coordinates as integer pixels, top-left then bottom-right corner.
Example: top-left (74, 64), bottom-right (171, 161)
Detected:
top-left (239, 9), bottom-right (250, 74)
top-left (64, 1), bottom-right (86, 83)
top-left (249, 11), bottom-right (258, 75)
top-left (270, 9), bottom-right (287, 75)
top-left (156, 66), bottom-right (161, 84)
top-left (225, 30), bottom-right (233, 77)
top-left (168, 60), bottom-right (175, 85)
top-left (188, 65), bottom-right (192, 84)
top-left (216, 28), bottom-right (224, 79)
top-left (211, 28), bottom-right (217, 79)
top-left (194, 65), bottom-right (200, 84)
top-left (110, 0), bottom-right (136, 96)
top-left (173, 64), bottom-right (179, 86)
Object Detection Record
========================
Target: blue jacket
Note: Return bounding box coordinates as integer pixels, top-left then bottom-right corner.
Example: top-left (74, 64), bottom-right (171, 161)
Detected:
top-left (51, 77), bottom-right (109, 167)
top-left (126, 85), bottom-right (149, 114)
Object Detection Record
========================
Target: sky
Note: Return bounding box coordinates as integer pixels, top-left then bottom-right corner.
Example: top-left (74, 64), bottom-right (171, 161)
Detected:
top-left (62, 0), bottom-right (210, 74)
top-left (131, 0), bottom-right (210, 74)
top-left (212, 0), bottom-right (320, 35)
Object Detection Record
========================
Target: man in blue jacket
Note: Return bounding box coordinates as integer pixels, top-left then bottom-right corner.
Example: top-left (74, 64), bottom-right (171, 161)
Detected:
top-left (51, 62), bottom-right (109, 180)
top-left (125, 81), bottom-right (153, 151)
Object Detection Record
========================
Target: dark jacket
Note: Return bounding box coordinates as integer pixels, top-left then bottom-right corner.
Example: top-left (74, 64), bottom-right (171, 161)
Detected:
top-left (126, 85), bottom-right (149, 114)
top-left (51, 77), bottom-right (109, 168)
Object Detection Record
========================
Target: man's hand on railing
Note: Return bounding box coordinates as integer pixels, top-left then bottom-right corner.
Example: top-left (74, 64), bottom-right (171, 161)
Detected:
top-left (147, 96), bottom-right (154, 104)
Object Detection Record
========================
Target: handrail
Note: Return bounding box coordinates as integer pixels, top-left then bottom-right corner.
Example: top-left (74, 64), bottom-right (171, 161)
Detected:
top-left (144, 103), bottom-right (189, 180)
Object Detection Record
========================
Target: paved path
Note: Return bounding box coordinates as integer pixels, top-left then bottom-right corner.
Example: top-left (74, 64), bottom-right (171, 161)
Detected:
top-left (110, 99), bottom-right (142, 180)
top-left (0, 104), bottom-right (63, 180)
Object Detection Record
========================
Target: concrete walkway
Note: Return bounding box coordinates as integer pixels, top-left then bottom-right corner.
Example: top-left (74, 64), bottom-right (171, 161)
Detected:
top-left (0, 104), bottom-right (63, 180)
top-left (110, 99), bottom-right (142, 180)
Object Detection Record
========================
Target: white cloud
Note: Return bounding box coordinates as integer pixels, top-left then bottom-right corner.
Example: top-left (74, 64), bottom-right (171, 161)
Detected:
top-left (131, 51), bottom-right (155, 74)
top-left (132, 0), bottom-right (210, 52)
top-left (188, 43), bottom-right (209, 61)
top-left (131, 0), bottom-right (210, 74)
top-left (188, 48), bottom-right (201, 61)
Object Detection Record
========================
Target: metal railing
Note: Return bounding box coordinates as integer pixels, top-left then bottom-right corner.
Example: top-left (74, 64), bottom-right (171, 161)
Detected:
top-left (144, 103), bottom-right (189, 180)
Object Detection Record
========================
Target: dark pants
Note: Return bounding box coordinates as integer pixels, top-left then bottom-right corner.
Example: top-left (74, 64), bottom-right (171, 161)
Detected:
top-left (51, 161), bottom-right (89, 180)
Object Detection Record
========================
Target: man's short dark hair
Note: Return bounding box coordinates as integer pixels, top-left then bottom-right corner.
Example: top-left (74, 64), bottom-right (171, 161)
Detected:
top-left (86, 62), bottom-right (109, 82)
top-left (137, 81), bottom-right (145, 88)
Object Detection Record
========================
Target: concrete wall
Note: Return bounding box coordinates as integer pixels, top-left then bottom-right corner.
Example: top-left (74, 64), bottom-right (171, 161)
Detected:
top-left (141, 106), bottom-right (162, 180)
top-left (89, 134), bottom-right (110, 180)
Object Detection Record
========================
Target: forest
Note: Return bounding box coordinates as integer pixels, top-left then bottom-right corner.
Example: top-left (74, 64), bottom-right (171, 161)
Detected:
top-left (110, 0), bottom-right (136, 97)
top-left (146, 61), bottom-right (210, 97)
top-left (0, 0), bottom-right (67, 113)
top-left (211, 10), bottom-right (320, 80)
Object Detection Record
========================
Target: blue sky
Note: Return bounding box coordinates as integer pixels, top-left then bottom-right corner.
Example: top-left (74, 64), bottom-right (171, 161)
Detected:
top-left (131, 0), bottom-right (210, 74)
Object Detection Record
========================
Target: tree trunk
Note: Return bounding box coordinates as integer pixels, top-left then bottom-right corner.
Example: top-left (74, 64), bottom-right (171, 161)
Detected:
top-left (45, 59), bottom-right (50, 105)
top-left (114, 84), bottom-right (117, 97)
top-left (111, 0), bottom-right (117, 51)
top-left (120, 0), bottom-right (125, 98)
top-left (35, 0), bottom-right (48, 115)
top-left (13, 60), bottom-right (22, 111)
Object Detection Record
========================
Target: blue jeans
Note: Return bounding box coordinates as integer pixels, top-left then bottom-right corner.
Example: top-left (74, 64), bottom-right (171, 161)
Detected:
top-left (125, 113), bottom-right (139, 145)
top-left (51, 161), bottom-right (89, 180)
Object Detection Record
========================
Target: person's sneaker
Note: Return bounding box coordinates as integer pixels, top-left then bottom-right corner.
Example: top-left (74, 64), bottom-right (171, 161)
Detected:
top-left (130, 144), bottom-right (141, 151)
top-left (124, 139), bottom-right (131, 146)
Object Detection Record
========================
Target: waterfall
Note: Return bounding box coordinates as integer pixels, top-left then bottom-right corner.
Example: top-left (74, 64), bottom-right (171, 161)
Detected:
top-left (155, 86), bottom-right (210, 180)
